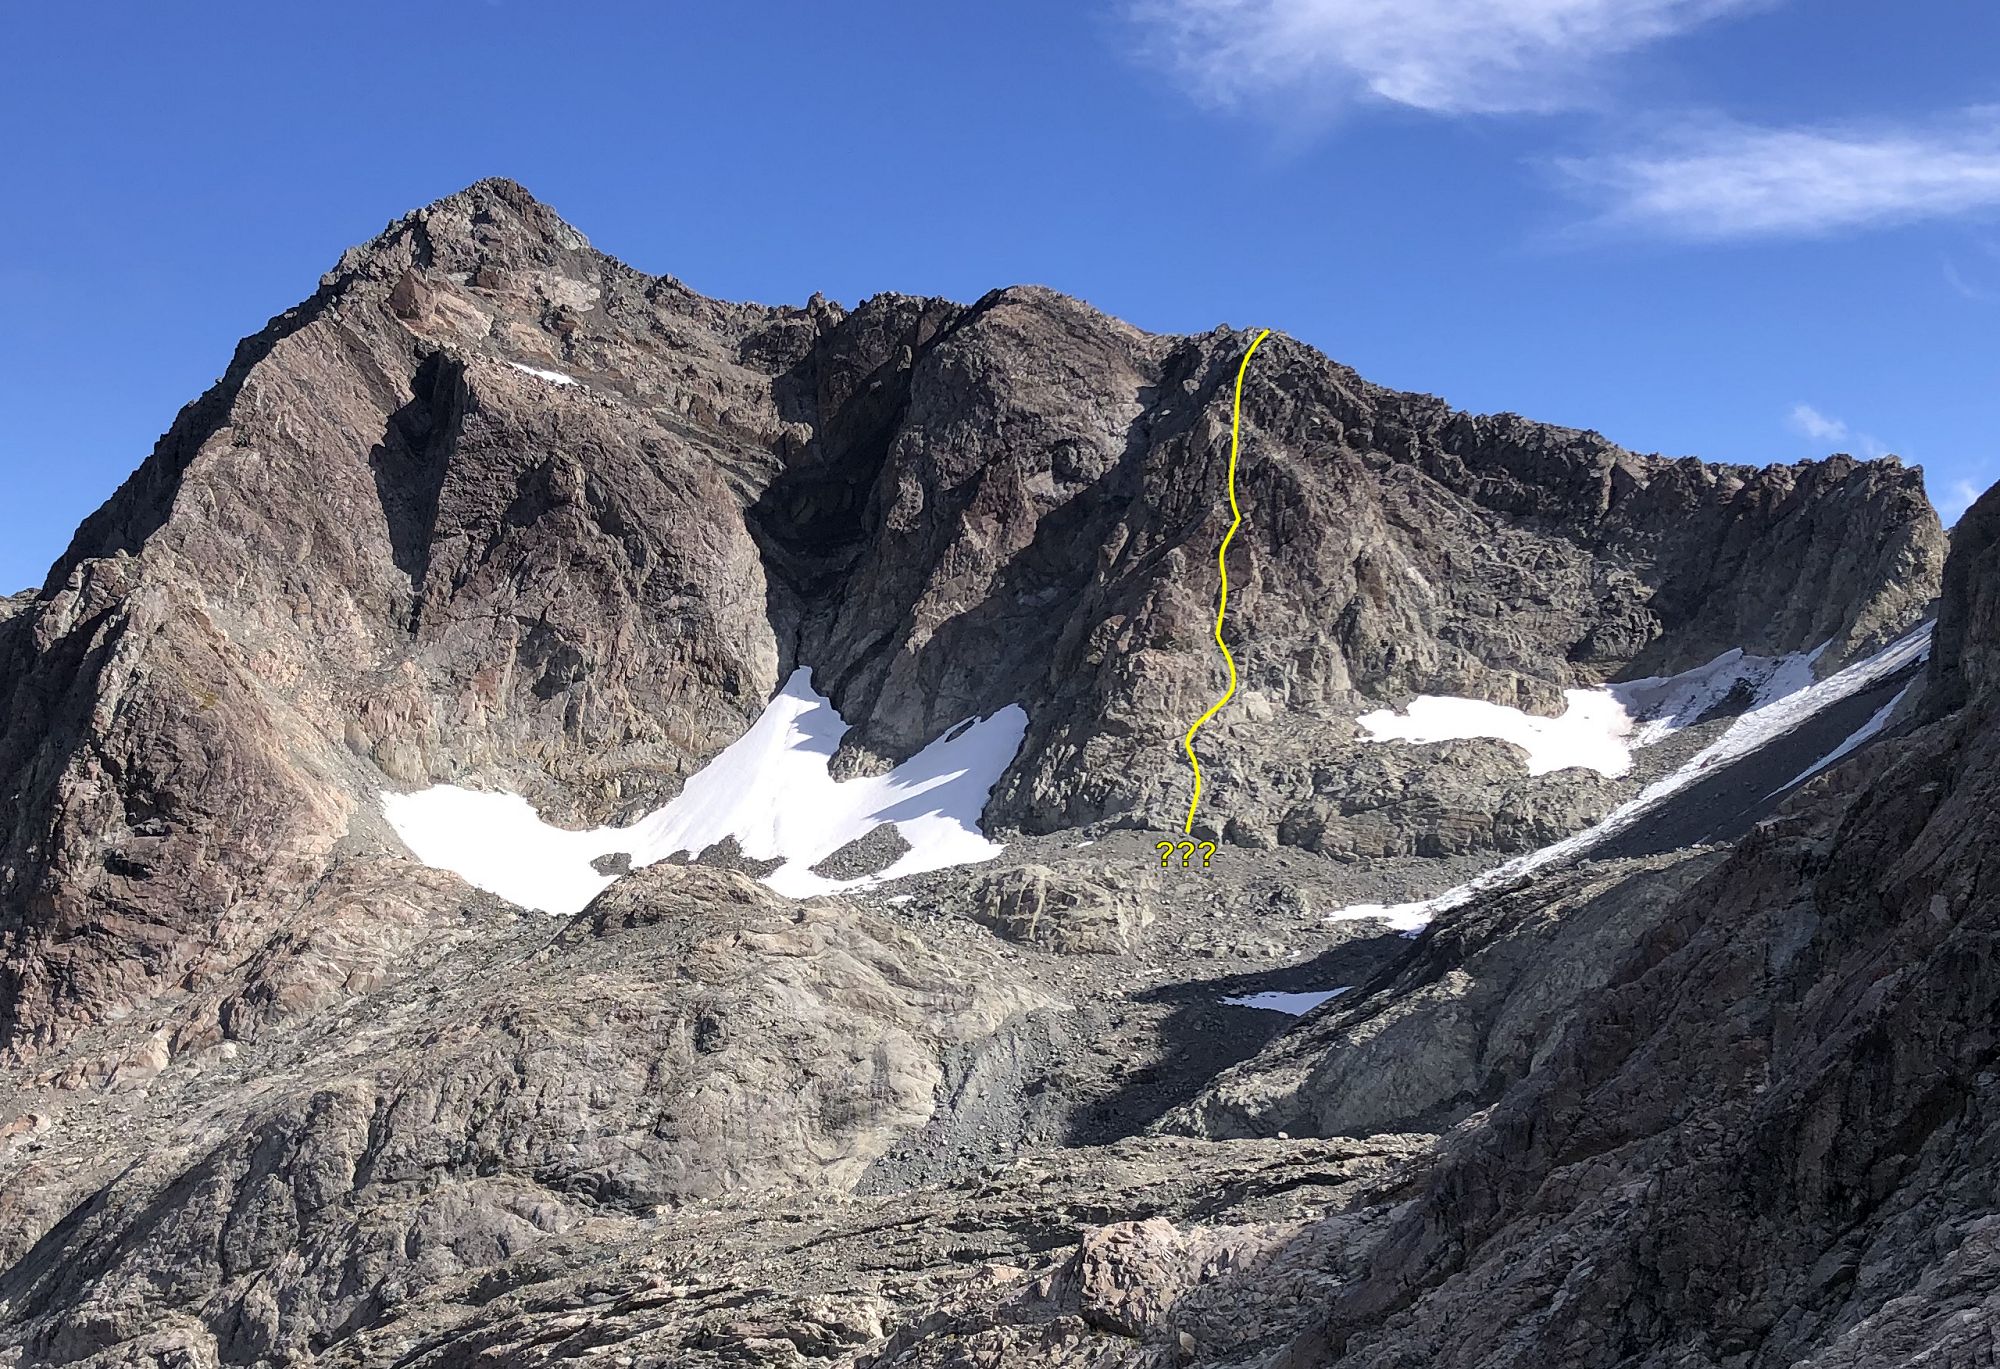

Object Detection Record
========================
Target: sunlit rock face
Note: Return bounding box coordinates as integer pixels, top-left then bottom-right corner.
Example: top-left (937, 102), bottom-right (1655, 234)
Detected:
top-left (1, 177), bottom-right (1942, 1056)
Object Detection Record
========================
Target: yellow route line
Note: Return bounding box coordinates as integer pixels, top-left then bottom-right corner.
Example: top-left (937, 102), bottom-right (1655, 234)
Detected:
top-left (1182, 328), bottom-right (1271, 835)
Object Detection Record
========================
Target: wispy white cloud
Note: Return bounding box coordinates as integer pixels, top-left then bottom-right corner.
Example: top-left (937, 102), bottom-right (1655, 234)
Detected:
top-left (1787, 404), bottom-right (1890, 459)
top-left (1788, 403), bottom-right (1848, 444)
top-left (1559, 109), bottom-right (2000, 241)
top-left (1942, 259), bottom-right (1994, 301)
top-left (1937, 476), bottom-right (1988, 526)
top-left (1133, 0), bottom-right (1762, 116)
top-left (1942, 243), bottom-right (2000, 301)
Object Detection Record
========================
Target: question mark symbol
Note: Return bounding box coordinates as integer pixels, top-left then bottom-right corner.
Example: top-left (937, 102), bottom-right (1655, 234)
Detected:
top-left (1156, 841), bottom-right (1175, 868)
top-left (1199, 841), bottom-right (1216, 868)
top-left (1177, 840), bottom-right (1196, 868)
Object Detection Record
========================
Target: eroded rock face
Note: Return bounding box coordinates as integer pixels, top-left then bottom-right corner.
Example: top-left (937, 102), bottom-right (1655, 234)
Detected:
top-left (0, 865), bottom-right (1044, 1363)
top-left (0, 178), bottom-right (1944, 1059)
top-left (961, 863), bottom-right (1158, 954)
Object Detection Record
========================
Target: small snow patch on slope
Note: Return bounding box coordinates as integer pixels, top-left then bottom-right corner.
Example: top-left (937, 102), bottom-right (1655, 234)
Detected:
top-left (1223, 988), bottom-right (1350, 1015)
top-left (383, 669), bottom-right (1027, 915)
top-left (507, 361), bottom-right (578, 386)
top-left (1356, 643), bottom-right (1819, 779)
top-left (1330, 625), bottom-right (1932, 933)
top-left (1776, 681), bottom-right (1914, 795)
top-left (1356, 690), bottom-right (1635, 776)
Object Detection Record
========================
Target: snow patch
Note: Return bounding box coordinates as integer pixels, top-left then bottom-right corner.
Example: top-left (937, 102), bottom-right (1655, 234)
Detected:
top-left (507, 361), bottom-right (578, 386)
top-left (1608, 647), bottom-right (1815, 747)
top-left (1223, 988), bottom-right (1350, 1015)
top-left (1356, 642), bottom-right (1823, 779)
top-left (384, 668), bottom-right (1026, 915)
top-left (1356, 690), bottom-right (1636, 777)
top-left (1328, 626), bottom-right (1932, 933)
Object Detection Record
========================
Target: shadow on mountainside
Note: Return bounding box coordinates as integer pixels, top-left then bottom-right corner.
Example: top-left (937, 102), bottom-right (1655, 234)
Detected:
top-left (1595, 661), bottom-right (1922, 860)
top-left (367, 352), bottom-right (467, 616)
top-left (1063, 929), bottom-right (1409, 1147)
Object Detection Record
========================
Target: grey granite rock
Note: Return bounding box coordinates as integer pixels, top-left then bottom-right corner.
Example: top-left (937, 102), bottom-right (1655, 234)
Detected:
top-left (959, 862), bottom-right (1159, 954)
top-left (1162, 848), bottom-right (1723, 1140)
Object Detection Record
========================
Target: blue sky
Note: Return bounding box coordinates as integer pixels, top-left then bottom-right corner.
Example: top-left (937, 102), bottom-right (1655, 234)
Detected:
top-left (4, 1), bottom-right (1998, 592)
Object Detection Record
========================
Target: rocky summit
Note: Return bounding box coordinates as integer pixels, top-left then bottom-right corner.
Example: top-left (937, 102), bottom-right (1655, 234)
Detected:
top-left (0, 180), bottom-right (1984, 1369)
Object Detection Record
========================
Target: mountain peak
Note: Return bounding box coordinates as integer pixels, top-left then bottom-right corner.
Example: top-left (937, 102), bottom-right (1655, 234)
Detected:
top-left (1, 177), bottom-right (1986, 1369)
top-left (423, 176), bottom-right (588, 246)
top-left (328, 177), bottom-right (593, 290)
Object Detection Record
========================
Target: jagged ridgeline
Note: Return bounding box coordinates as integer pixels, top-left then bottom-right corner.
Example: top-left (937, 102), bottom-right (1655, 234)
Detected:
top-left (0, 180), bottom-right (1973, 1368)
top-left (1, 178), bottom-right (1941, 1040)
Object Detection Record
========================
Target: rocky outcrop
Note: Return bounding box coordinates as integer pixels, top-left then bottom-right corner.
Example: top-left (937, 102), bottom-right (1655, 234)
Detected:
top-left (1259, 731), bottom-right (1625, 860)
top-left (961, 863), bottom-right (1158, 954)
top-left (0, 865), bottom-right (1043, 1363)
top-left (1928, 478), bottom-right (2000, 716)
top-left (1165, 847), bottom-right (1722, 1140)
top-left (288, 1134), bottom-right (1431, 1369)
top-left (784, 293), bottom-right (1945, 844)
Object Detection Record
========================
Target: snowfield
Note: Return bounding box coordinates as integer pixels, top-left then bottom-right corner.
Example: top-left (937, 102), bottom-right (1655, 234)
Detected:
top-left (1356, 640), bottom-right (1831, 778)
top-left (507, 361), bottom-right (578, 386)
top-left (1356, 689), bottom-right (1635, 776)
top-left (1330, 625), bottom-right (1933, 933)
top-left (384, 669), bottom-right (1028, 914)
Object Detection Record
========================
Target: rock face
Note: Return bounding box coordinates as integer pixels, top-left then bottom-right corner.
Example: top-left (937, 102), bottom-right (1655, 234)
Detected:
top-left (1249, 511), bottom-right (2000, 1369)
top-left (0, 865), bottom-right (1043, 1363)
top-left (848, 482), bottom-right (2000, 1369)
top-left (1164, 847), bottom-right (1723, 1140)
top-left (0, 179), bottom-right (1973, 1369)
top-left (960, 863), bottom-right (1158, 954)
top-left (1928, 479), bottom-right (2000, 716)
top-left (0, 179), bottom-right (1943, 1062)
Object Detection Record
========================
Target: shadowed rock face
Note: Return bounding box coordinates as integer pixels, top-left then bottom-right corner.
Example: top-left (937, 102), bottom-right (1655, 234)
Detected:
top-left (1929, 480), bottom-right (2000, 716)
top-left (0, 180), bottom-right (1971, 1369)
